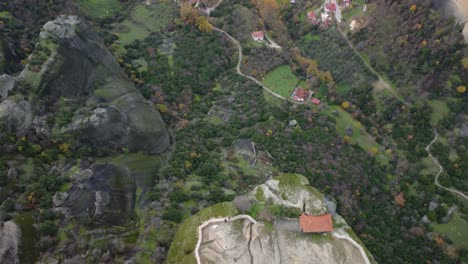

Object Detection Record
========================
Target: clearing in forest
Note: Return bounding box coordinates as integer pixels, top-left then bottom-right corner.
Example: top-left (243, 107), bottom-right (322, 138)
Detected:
top-left (431, 212), bottom-right (468, 249)
top-left (113, 2), bottom-right (176, 45)
top-left (76, 0), bottom-right (122, 18)
top-left (324, 106), bottom-right (390, 165)
top-left (262, 65), bottom-right (304, 98)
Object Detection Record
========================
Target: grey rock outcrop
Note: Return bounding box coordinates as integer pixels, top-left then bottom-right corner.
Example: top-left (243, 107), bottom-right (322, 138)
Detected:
top-left (7, 168), bottom-right (17, 181)
top-left (16, 15), bottom-right (169, 154)
top-left (65, 163), bottom-right (136, 226)
top-left (52, 192), bottom-right (69, 207)
top-left (0, 221), bottom-right (20, 264)
top-left (70, 169), bottom-right (94, 182)
top-left (0, 75), bottom-right (15, 99)
top-left (460, 122), bottom-right (468, 138)
top-left (0, 96), bottom-right (32, 134)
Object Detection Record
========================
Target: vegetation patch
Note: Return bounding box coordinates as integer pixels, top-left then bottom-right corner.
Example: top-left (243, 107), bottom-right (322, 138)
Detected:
top-left (76, 0), bottom-right (122, 18)
top-left (113, 2), bottom-right (176, 45)
top-left (431, 212), bottom-right (468, 249)
top-left (428, 100), bottom-right (449, 127)
top-left (167, 202), bottom-right (239, 263)
top-left (324, 106), bottom-right (390, 165)
top-left (261, 65), bottom-right (302, 98)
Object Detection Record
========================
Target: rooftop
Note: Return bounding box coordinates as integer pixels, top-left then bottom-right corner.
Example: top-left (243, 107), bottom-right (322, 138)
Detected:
top-left (299, 213), bottom-right (333, 233)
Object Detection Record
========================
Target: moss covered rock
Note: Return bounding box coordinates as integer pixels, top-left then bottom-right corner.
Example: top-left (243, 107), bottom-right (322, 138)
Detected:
top-left (17, 15), bottom-right (169, 153)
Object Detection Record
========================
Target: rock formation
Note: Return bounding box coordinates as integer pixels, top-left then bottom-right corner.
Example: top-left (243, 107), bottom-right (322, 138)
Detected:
top-left (168, 174), bottom-right (374, 264)
top-left (0, 221), bottom-right (20, 264)
top-left (6, 15), bottom-right (170, 154)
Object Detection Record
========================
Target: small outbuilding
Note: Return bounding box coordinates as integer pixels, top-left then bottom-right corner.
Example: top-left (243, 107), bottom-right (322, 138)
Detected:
top-left (311, 98), bottom-right (321, 105)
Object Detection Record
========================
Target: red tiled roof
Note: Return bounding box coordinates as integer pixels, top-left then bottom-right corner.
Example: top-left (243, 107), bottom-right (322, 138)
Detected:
top-left (294, 87), bottom-right (310, 100)
top-left (251, 31), bottom-right (264, 38)
top-left (326, 3), bottom-right (337, 11)
top-left (311, 98), bottom-right (321, 105)
top-left (299, 213), bottom-right (333, 233)
top-left (307, 11), bottom-right (316, 20)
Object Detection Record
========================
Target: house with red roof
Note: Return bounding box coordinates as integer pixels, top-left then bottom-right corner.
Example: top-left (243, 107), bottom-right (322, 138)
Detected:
top-left (307, 11), bottom-right (318, 24)
top-left (251, 31), bottom-right (265, 41)
top-left (299, 213), bottom-right (333, 233)
top-left (311, 98), bottom-right (321, 105)
top-left (292, 87), bottom-right (310, 102)
top-left (325, 2), bottom-right (337, 13)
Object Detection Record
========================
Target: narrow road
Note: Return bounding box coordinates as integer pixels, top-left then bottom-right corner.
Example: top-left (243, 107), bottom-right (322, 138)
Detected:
top-left (337, 27), bottom-right (411, 107)
top-left (213, 27), bottom-right (287, 100)
top-left (325, 0), bottom-right (411, 106)
top-left (264, 34), bottom-right (282, 49)
top-left (425, 132), bottom-right (468, 201)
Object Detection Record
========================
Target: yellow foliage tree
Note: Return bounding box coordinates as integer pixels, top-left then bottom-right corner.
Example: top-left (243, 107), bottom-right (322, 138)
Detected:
top-left (409, 4), bottom-right (417, 13)
top-left (155, 103), bottom-right (168, 113)
top-left (341, 101), bottom-right (350, 109)
top-left (456, 85), bottom-right (466, 94)
top-left (343, 135), bottom-right (350, 143)
top-left (59, 143), bottom-right (70, 153)
top-left (196, 16), bottom-right (213, 32)
top-left (462, 58), bottom-right (468, 69)
top-left (420, 40), bottom-right (427, 47)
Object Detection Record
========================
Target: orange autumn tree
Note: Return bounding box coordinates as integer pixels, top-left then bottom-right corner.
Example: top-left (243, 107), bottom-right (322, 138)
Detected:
top-left (180, 2), bottom-right (198, 24)
top-left (291, 48), bottom-right (333, 83)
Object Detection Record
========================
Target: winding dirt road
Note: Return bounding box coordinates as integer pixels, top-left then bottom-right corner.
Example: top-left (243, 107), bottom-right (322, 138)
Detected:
top-left (425, 132), bottom-right (468, 201)
top-left (213, 27), bottom-right (287, 100)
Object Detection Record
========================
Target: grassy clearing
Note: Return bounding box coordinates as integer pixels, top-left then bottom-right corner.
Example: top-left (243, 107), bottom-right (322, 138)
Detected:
top-left (342, 5), bottom-right (364, 21)
top-left (431, 212), bottom-right (468, 249)
top-left (114, 2), bottom-right (176, 45)
top-left (428, 100), bottom-right (449, 127)
top-left (262, 65), bottom-right (302, 98)
top-left (324, 106), bottom-right (390, 165)
top-left (167, 202), bottom-right (239, 264)
top-left (420, 156), bottom-right (439, 176)
top-left (76, 0), bottom-right (122, 18)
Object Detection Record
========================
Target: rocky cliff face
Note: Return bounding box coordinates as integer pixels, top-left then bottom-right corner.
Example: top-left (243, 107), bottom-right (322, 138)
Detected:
top-left (6, 15), bottom-right (170, 154)
top-left (168, 174), bottom-right (374, 264)
top-left (0, 221), bottom-right (20, 264)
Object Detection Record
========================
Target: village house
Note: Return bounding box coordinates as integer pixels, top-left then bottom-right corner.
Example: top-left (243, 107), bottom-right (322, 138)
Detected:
top-left (307, 11), bottom-right (318, 24)
top-left (290, 0), bottom-right (296, 3)
top-left (251, 31), bottom-right (265, 42)
top-left (291, 87), bottom-right (310, 102)
top-left (325, 2), bottom-right (337, 13)
top-left (299, 213), bottom-right (333, 233)
top-left (343, 0), bottom-right (351, 7)
top-left (311, 98), bottom-right (321, 105)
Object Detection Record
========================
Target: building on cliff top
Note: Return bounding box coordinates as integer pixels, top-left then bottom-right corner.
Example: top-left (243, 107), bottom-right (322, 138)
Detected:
top-left (299, 213), bottom-right (333, 233)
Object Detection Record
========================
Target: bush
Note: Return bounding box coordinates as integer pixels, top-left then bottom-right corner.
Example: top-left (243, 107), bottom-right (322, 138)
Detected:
top-left (40, 220), bottom-right (58, 236)
top-left (162, 208), bottom-right (183, 223)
